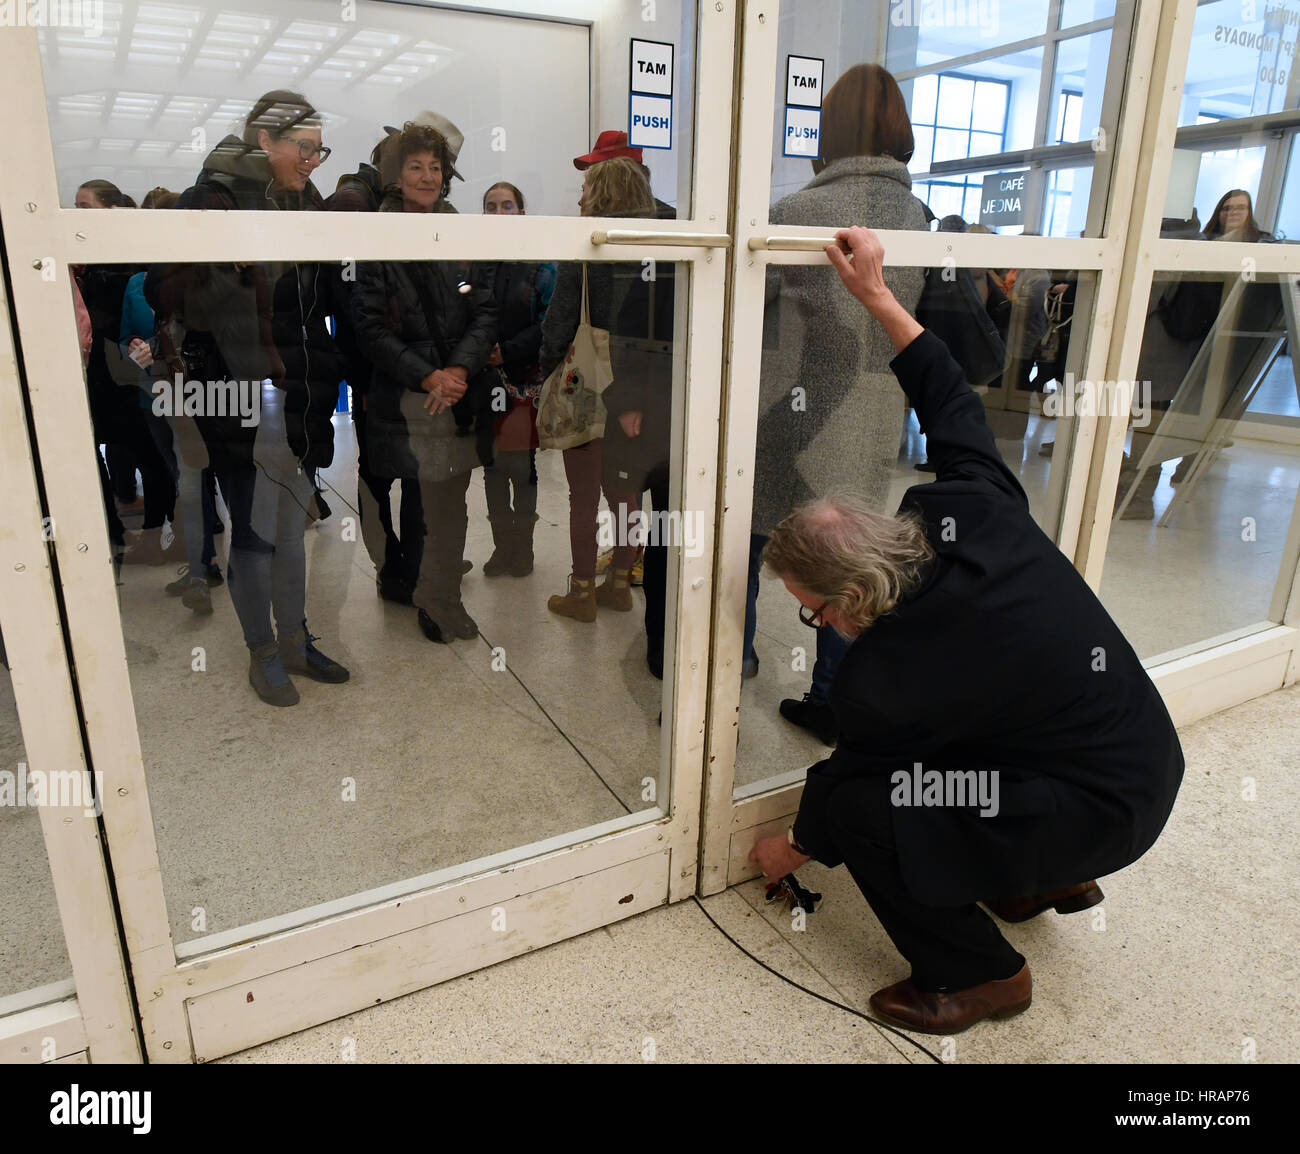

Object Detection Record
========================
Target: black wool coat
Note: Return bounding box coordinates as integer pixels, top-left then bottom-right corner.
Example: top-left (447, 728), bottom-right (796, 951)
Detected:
top-left (352, 254), bottom-right (497, 479)
top-left (792, 330), bottom-right (1185, 907)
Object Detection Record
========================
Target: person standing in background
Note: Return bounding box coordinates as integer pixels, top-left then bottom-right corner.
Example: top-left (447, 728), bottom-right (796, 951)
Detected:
top-left (538, 158), bottom-right (655, 623)
top-left (353, 120), bottom-right (498, 645)
top-left (147, 90), bottom-right (350, 705)
top-left (747, 63), bottom-right (929, 745)
top-left (480, 181), bottom-right (554, 578)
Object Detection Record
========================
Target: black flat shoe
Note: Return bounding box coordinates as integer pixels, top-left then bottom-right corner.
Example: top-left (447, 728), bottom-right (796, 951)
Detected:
top-left (778, 693), bottom-right (838, 746)
top-left (378, 576), bottom-right (414, 605)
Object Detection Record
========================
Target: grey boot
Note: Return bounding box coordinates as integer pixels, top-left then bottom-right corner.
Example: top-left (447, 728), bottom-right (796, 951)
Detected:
top-left (1115, 464), bottom-right (1160, 521)
top-left (249, 641), bottom-right (299, 706)
top-left (483, 516), bottom-right (514, 577)
top-left (509, 512), bottom-right (537, 577)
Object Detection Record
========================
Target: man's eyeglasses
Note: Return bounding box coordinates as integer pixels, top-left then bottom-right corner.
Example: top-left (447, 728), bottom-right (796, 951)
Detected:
top-left (798, 601), bottom-right (828, 629)
top-left (286, 138), bottom-right (331, 164)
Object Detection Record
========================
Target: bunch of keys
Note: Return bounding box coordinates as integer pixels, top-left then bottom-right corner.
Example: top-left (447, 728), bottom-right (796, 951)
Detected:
top-left (764, 872), bottom-right (822, 914)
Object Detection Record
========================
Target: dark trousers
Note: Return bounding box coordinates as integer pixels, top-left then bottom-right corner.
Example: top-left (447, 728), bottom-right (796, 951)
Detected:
top-left (746, 532), bottom-right (848, 699)
top-left (824, 776), bottom-right (1026, 992)
top-left (484, 448), bottom-right (538, 521)
top-left (642, 463), bottom-right (670, 674)
top-left (354, 410), bottom-right (424, 586)
top-left (106, 406), bottom-right (176, 529)
top-left (412, 470), bottom-right (473, 611)
top-left (96, 448), bottom-right (126, 545)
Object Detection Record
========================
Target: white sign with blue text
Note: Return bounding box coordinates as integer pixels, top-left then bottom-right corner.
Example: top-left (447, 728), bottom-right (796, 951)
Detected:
top-left (784, 106), bottom-right (821, 157)
top-left (630, 38), bottom-right (674, 150)
top-left (630, 94), bottom-right (673, 150)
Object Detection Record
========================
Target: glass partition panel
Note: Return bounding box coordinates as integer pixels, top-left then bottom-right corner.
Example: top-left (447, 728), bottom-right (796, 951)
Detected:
top-left (38, 0), bottom-right (696, 219)
top-left (1061, 0), bottom-right (1116, 28)
top-left (64, 245), bottom-right (686, 943)
top-left (1050, 29), bottom-right (1112, 146)
top-left (768, 0), bottom-right (1131, 234)
top-left (0, 654), bottom-right (74, 1000)
top-left (733, 261), bottom-right (1093, 794)
top-left (1180, 0), bottom-right (1299, 125)
top-left (1100, 270), bottom-right (1300, 659)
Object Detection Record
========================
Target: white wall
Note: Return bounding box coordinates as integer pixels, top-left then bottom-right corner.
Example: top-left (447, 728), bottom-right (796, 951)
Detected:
top-left (38, 0), bottom-right (695, 218)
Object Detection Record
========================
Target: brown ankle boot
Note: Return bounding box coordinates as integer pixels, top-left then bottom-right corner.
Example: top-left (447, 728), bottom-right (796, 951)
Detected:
top-left (548, 575), bottom-right (596, 622)
top-left (595, 567), bottom-right (633, 611)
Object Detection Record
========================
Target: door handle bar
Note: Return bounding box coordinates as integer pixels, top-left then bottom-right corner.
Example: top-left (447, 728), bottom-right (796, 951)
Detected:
top-left (591, 229), bottom-right (732, 247)
top-left (746, 235), bottom-right (838, 252)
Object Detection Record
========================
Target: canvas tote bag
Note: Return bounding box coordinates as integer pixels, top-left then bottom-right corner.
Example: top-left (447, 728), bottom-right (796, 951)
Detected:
top-left (536, 264), bottom-right (613, 450)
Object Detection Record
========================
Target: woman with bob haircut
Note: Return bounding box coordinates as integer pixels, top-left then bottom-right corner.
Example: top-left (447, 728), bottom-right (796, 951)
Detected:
top-left (750, 227), bottom-right (1184, 1036)
top-left (747, 62), bottom-right (928, 745)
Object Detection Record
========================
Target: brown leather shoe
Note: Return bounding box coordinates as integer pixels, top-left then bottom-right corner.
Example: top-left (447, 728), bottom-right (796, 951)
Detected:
top-left (869, 963), bottom-right (1032, 1035)
top-left (985, 881), bottom-right (1103, 924)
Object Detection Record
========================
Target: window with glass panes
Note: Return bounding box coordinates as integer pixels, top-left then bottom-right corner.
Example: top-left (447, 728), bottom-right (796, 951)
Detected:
top-left (909, 72), bottom-right (1010, 224)
top-left (1044, 92), bottom-right (1084, 234)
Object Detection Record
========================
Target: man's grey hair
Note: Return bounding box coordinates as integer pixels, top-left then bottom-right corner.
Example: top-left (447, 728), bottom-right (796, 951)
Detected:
top-left (763, 492), bottom-right (935, 636)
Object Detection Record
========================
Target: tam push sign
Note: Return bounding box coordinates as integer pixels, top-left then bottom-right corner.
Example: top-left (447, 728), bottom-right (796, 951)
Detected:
top-left (980, 171), bottom-right (1029, 227)
top-left (630, 38), bottom-right (674, 150)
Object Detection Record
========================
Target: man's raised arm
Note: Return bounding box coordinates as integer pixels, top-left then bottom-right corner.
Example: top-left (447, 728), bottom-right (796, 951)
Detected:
top-left (825, 227), bottom-right (1025, 502)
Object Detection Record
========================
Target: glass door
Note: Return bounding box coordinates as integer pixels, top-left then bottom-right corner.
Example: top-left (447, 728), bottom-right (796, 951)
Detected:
top-left (699, 0), bottom-right (1147, 891)
top-left (0, 0), bottom-right (734, 1062)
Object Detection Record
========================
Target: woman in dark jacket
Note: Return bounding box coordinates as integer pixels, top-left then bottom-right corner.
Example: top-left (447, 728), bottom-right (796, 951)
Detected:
top-left (538, 158), bottom-right (655, 622)
top-left (145, 90), bottom-right (349, 706)
top-left (1120, 188), bottom-right (1278, 519)
top-left (352, 121), bottom-right (498, 644)
top-left (480, 182), bottom-right (555, 578)
top-left (75, 179), bottom-right (177, 561)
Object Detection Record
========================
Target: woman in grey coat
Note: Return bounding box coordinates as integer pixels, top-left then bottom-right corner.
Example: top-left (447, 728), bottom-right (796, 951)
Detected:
top-left (746, 64), bottom-right (928, 744)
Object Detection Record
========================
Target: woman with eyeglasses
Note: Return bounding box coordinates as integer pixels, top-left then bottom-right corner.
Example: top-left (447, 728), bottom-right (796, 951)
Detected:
top-left (146, 89), bottom-right (350, 706)
top-left (1121, 188), bottom-right (1279, 519)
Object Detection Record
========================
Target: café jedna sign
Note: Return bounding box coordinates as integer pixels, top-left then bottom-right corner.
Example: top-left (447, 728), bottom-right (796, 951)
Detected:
top-left (980, 170), bottom-right (1030, 227)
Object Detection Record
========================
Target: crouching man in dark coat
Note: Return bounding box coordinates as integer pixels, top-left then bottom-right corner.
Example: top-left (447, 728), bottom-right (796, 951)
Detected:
top-left (750, 227), bottom-right (1185, 1035)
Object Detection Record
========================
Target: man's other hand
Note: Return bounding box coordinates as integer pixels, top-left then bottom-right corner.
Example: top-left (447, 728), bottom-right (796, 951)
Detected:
top-left (749, 834), bottom-right (811, 883)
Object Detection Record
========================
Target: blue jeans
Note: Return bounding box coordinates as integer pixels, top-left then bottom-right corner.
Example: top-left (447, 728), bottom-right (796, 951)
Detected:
top-left (746, 532), bottom-right (848, 703)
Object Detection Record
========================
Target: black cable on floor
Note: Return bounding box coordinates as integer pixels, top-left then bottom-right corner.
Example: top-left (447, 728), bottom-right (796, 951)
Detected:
top-left (690, 895), bottom-right (944, 1065)
top-left (475, 626), bottom-right (633, 815)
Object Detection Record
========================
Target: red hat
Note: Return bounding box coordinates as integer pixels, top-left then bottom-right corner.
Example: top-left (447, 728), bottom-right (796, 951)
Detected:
top-left (574, 130), bottom-right (644, 171)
